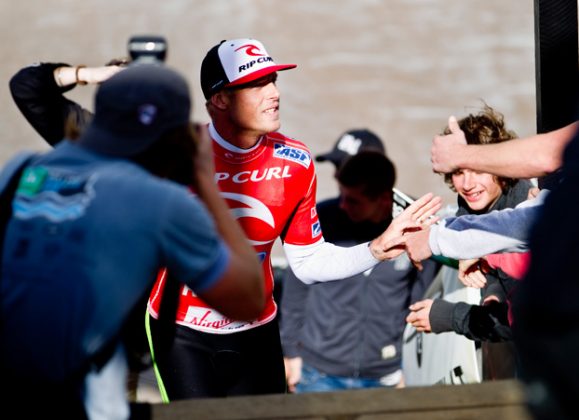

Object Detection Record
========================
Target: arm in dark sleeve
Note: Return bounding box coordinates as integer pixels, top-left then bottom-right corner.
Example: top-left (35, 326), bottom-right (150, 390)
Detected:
top-left (9, 62), bottom-right (92, 146)
top-left (430, 299), bottom-right (512, 342)
top-left (279, 267), bottom-right (309, 358)
top-left (481, 271), bottom-right (519, 304)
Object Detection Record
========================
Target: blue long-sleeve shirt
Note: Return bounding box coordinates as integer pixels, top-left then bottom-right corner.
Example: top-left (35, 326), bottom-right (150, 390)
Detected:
top-left (429, 190), bottom-right (548, 260)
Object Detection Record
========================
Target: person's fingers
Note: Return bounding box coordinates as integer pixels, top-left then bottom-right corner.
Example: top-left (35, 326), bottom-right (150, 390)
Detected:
top-left (406, 312), bottom-right (423, 325)
top-left (447, 115), bottom-right (461, 134)
top-left (466, 271), bottom-right (485, 288)
top-left (409, 300), bottom-right (426, 311)
top-left (395, 196), bottom-right (428, 225)
top-left (420, 215), bottom-right (440, 227)
top-left (412, 197), bottom-right (442, 224)
top-left (410, 258), bottom-right (423, 271)
top-left (474, 271), bottom-right (485, 285)
top-left (463, 272), bottom-right (486, 288)
top-left (414, 324), bottom-right (427, 332)
top-left (381, 234), bottom-right (408, 251)
top-left (527, 186), bottom-right (540, 200)
top-left (395, 201), bottom-right (440, 231)
top-left (402, 192), bottom-right (433, 219)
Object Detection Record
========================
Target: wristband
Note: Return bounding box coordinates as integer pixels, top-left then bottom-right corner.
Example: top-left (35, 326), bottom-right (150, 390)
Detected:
top-left (75, 65), bottom-right (88, 85)
top-left (55, 67), bottom-right (65, 87)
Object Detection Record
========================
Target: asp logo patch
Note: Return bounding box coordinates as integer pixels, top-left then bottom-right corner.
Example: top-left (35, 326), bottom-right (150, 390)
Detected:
top-left (273, 143), bottom-right (311, 168)
top-left (311, 221), bottom-right (322, 238)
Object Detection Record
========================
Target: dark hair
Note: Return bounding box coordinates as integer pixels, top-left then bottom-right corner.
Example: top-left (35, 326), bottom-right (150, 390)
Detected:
top-left (443, 104), bottom-right (518, 191)
top-left (336, 151), bottom-right (396, 199)
top-left (131, 123), bottom-right (198, 186)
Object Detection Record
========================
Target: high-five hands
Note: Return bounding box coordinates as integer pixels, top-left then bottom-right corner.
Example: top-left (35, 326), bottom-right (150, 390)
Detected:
top-left (404, 228), bottom-right (433, 271)
top-left (369, 192), bottom-right (441, 261)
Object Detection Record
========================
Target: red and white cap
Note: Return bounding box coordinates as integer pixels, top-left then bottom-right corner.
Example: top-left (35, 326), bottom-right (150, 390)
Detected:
top-left (201, 38), bottom-right (297, 99)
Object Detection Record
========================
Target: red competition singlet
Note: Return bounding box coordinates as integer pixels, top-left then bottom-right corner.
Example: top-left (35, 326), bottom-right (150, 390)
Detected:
top-left (148, 124), bottom-right (322, 334)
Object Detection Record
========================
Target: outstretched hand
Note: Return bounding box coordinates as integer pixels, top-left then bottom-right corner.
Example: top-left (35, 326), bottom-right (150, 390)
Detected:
top-left (406, 299), bottom-right (434, 333)
top-left (431, 115), bottom-right (467, 173)
top-left (458, 258), bottom-right (489, 288)
top-left (405, 228), bottom-right (432, 271)
top-left (369, 192), bottom-right (441, 261)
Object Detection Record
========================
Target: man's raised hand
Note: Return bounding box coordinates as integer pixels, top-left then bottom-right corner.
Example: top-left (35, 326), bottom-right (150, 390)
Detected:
top-left (369, 192), bottom-right (441, 261)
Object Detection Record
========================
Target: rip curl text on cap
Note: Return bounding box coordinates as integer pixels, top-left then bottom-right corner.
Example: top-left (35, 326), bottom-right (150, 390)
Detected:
top-left (201, 38), bottom-right (296, 99)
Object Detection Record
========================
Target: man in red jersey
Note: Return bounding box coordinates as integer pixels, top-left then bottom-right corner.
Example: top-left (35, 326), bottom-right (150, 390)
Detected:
top-left (147, 38), bottom-right (442, 400)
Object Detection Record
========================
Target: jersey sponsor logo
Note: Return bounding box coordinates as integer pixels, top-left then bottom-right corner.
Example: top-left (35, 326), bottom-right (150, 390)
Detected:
top-left (183, 307), bottom-right (255, 331)
top-left (310, 207), bottom-right (317, 219)
top-left (215, 166), bottom-right (292, 184)
top-left (273, 143), bottom-right (311, 168)
top-left (183, 308), bottom-right (235, 329)
top-left (222, 192), bottom-right (275, 246)
top-left (14, 168), bottom-right (96, 222)
top-left (311, 221), bottom-right (322, 238)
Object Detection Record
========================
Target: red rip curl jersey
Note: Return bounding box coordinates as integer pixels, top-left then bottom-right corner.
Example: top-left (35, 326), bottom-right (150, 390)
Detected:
top-left (148, 124), bottom-right (322, 334)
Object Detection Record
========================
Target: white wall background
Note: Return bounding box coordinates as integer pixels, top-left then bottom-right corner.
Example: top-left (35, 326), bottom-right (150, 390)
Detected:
top-left (0, 0), bottom-right (536, 209)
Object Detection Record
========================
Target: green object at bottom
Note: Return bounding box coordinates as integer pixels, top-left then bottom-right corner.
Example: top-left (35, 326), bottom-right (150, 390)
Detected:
top-left (145, 311), bottom-right (170, 403)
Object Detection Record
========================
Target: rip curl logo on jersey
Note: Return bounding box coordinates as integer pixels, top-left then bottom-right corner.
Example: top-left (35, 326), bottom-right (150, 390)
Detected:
top-left (235, 44), bottom-right (265, 57)
top-left (215, 167), bottom-right (291, 184)
top-left (311, 221), bottom-right (322, 238)
top-left (273, 143), bottom-right (311, 168)
top-left (222, 192), bottom-right (275, 246)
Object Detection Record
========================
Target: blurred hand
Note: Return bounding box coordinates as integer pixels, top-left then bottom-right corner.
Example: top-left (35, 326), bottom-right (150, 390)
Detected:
top-left (284, 357), bottom-right (303, 393)
top-left (431, 115), bottom-right (467, 173)
top-left (406, 299), bottom-right (434, 333)
top-left (458, 258), bottom-right (489, 288)
top-left (527, 186), bottom-right (540, 200)
top-left (369, 193), bottom-right (441, 261)
top-left (405, 228), bottom-right (432, 271)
